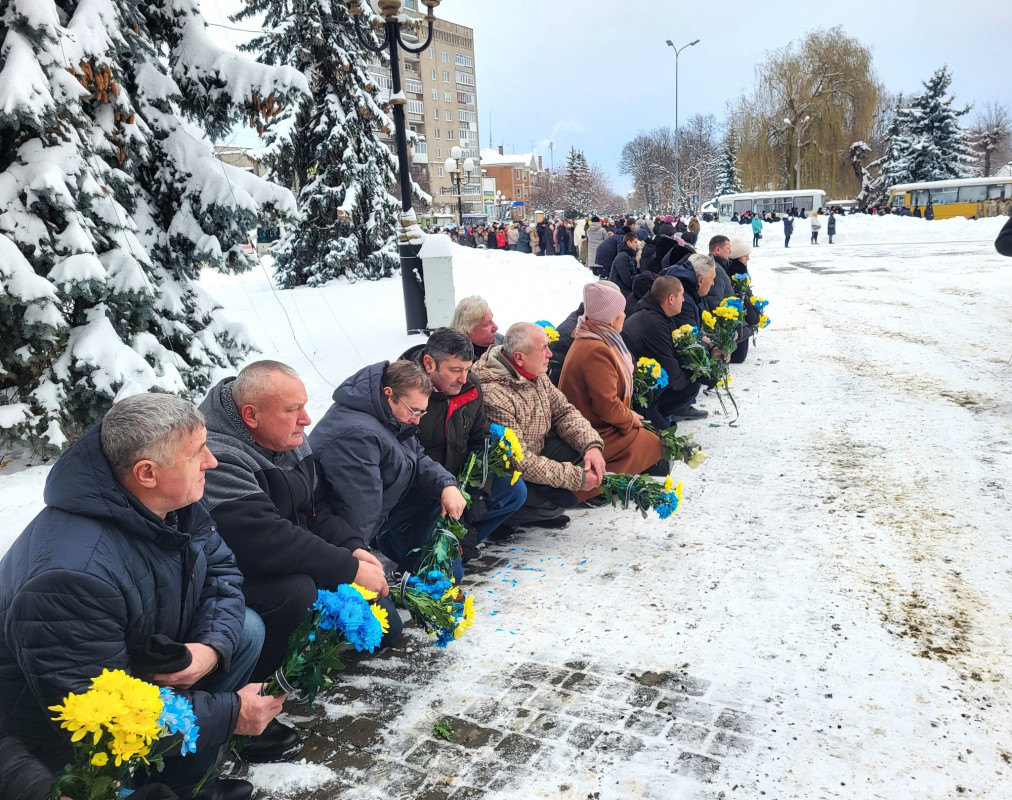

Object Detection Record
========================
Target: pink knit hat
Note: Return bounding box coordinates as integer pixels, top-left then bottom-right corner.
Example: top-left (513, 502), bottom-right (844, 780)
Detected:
top-left (583, 282), bottom-right (626, 323)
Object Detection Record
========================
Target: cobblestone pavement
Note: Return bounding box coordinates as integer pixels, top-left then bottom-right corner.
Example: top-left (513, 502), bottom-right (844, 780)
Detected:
top-left (234, 549), bottom-right (770, 800)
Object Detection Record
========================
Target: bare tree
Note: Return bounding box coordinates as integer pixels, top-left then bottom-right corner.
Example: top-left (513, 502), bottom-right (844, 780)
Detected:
top-left (680, 113), bottom-right (720, 211)
top-left (972, 101), bottom-right (1012, 176)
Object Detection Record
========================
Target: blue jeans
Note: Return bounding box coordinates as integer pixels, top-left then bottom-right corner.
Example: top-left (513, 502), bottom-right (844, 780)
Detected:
top-left (155, 607), bottom-right (265, 798)
top-left (473, 475), bottom-right (528, 542)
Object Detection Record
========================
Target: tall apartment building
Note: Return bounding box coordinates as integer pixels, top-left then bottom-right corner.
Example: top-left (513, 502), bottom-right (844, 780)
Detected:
top-left (369, 1), bottom-right (481, 223)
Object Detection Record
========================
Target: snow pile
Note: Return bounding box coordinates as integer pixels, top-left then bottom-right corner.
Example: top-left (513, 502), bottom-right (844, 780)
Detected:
top-left (705, 213), bottom-right (1007, 246)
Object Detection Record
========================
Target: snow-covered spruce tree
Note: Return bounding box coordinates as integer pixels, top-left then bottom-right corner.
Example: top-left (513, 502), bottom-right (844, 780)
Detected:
top-left (233, 0), bottom-right (401, 287)
top-left (880, 67), bottom-right (976, 187)
top-left (714, 129), bottom-right (742, 197)
top-left (563, 147), bottom-right (593, 217)
top-left (0, 0), bottom-right (307, 453)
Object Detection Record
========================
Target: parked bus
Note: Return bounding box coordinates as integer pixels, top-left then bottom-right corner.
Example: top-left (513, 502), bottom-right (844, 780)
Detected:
top-left (717, 189), bottom-right (826, 222)
top-left (887, 176), bottom-right (1012, 219)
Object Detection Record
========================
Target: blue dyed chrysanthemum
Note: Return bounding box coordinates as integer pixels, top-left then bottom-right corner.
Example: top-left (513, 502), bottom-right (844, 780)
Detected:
top-left (158, 688), bottom-right (199, 756)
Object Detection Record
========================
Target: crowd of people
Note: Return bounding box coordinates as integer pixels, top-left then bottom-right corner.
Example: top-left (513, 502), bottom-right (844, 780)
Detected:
top-left (1, 239), bottom-right (765, 799)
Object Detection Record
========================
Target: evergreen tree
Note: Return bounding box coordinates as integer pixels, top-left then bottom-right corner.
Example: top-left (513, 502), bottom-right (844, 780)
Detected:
top-left (880, 67), bottom-right (977, 187)
top-left (234, 0), bottom-right (401, 287)
top-left (714, 129), bottom-right (743, 197)
top-left (0, 0), bottom-right (307, 453)
top-left (563, 147), bottom-right (593, 217)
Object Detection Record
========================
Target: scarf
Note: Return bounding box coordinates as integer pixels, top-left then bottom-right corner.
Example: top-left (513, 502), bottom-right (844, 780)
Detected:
top-left (572, 317), bottom-right (634, 402)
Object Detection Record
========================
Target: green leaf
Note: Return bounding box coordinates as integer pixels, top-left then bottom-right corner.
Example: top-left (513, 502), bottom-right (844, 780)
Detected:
top-left (433, 721), bottom-right (453, 741)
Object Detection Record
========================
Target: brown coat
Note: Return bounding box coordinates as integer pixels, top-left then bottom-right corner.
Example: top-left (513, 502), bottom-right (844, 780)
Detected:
top-left (558, 338), bottom-right (662, 476)
top-left (471, 345), bottom-right (603, 491)
top-left (528, 228), bottom-right (540, 254)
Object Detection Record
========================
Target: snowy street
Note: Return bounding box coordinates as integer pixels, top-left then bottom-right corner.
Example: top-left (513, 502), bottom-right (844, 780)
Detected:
top-left (2, 216), bottom-right (1011, 798)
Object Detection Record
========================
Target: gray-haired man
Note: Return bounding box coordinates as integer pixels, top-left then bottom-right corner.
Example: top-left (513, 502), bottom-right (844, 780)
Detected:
top-left (0, 394), bottom-right (281, 800)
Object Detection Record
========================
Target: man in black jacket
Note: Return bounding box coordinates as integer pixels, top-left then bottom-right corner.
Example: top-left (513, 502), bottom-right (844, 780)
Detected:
top-left (401, 329), bottom-right (527, 553)
top-left (622, 275), bottom-right (705, 424)
top-left (200, 363), bottom-right (402, 763)
top-left (996, 215), bottom-right (1012, 256)
top-left (0, 394), bottom-right (282, 800)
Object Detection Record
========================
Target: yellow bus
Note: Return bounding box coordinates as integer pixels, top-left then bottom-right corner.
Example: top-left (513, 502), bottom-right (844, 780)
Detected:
top-left (887, 176), bottom-right (1012, 219)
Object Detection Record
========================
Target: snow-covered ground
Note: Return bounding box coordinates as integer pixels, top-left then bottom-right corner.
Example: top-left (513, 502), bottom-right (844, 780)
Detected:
top-left (2, 213), bottom-right (1011, 798)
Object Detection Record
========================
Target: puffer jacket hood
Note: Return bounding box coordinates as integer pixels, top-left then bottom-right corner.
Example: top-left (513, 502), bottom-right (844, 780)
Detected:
top-left (332, 361), bottom-right (416, 441)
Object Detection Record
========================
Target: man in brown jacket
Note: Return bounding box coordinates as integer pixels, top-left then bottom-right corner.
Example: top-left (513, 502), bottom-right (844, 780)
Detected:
top-left (471, 322), bottom-right (605, 529)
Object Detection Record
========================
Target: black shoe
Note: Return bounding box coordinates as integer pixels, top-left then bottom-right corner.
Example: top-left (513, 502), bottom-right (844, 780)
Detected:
top-left (577, 495), bottom-right (609, 509)
top-left (237, 719), bottom-right (303, 764)
top-left (193, 778), bottom-right (253, 800)
top-left (486, 524), bottom-right (518, 543)
top-left (669, 405), bottom-right (708, 422)
top-left (524, 515), bottom-right (570, 530)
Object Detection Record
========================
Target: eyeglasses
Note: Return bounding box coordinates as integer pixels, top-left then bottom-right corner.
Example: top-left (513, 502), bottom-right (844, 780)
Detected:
top-left (396, 395), bottom-right (428, 420)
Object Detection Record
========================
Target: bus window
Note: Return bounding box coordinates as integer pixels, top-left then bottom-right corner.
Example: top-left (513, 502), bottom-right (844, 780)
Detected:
top-left (734, 199), bottom-right (751, 215)
top-left (796, 196), bottom-right (814, 211)
top-left (913, 189), bottom-right (930, 206)
top-left (957, 185), bottom-right (987, 203)
top-left (988, 183), bottom-right (1011, 200)
top-left (929, 188), bottom-right (957, 204)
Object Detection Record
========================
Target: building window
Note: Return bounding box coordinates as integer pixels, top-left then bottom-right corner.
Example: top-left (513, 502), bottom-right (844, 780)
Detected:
top-left (404, 0), bottom-right (416, 8)
top-left (454, 53), bottom-right (474, 68)
top-left (455, 72), bottom-right (475, 86)
top-left (428, 48), bottom-right (434, 60)
top-left (515, 169), bottom-right (521, 180)
top-left (431, 89), bottom-right (437, 100)
top-left (434, 129), bottom-right (440, 139)
top-left (433, 109), bottom-right (439, 119)
top-left (444, 91), bottom-right (451, 102)
top-left (406, 78), bottom-right (422, 94)
top-left (441, 51), bottom-right (449, 63)
top-left (373, 74), bottom-right (392, 90)
top-left (447, 129), bottom-right (455, 140)
top-left (442, 71), bottom-right (450, 83)
top-left (430, 69), bottom-right (436, 80)
top-left (436, 147), bottom-right (441, 158)
top-left (458, 110), bottom-right (476, 123)
top-left (407, 99), bottom-right (424, 114)
top-left (457, 91), bottom-right (474, 105)
top-left (437, 166), bottom-right (444, 177)
top-left (517, 189), bottom-right (522, 198)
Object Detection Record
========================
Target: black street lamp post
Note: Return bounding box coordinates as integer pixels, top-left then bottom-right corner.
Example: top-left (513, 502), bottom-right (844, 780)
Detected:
top-left (443, 145), bottom-right (479, 225)
top-left (349, 0), bottom-right (440, 333)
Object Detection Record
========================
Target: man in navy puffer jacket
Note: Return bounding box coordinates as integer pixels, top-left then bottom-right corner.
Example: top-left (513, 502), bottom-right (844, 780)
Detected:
top-left (0, 394), bottom-right (281, 800)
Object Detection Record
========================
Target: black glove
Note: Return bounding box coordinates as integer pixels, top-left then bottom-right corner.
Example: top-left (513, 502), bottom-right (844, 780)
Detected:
top-left (131, 784), bottom-right (179, 800)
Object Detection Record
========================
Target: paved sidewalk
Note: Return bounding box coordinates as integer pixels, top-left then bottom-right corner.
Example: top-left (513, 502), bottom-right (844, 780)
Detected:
top-left (237, 549), bottom-right (768, 799)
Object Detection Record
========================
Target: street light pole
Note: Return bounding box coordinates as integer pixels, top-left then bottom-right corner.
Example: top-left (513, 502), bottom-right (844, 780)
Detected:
top-left (444, 145), bottom-right (479, 225)
top-left (349, 0), bottom-right (440, 333)
top-left (783, 115), bottom-right (811, 191)
top-left (665, 38), bottom-right (699, 215)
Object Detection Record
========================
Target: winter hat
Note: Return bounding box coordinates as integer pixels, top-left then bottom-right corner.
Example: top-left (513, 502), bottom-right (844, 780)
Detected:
top-left (583, 281), bottom-right (626, 324)
top-left (664, 214), bottom-right (675, 223)
top-left (729, 237), bottom-right (752, 260)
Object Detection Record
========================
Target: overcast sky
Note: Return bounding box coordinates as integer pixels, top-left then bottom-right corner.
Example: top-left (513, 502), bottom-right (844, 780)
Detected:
top-left (202, 0), bottom-right (1011, 194)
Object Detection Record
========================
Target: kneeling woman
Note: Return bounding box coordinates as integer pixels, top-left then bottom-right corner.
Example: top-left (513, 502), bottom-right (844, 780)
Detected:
top-left (559, 282), bottom-right (668, 498)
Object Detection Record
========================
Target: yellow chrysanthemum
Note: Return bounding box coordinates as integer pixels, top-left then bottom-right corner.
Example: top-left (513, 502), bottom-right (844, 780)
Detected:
top-left (351, 583), bottom-right (378, 601)
top-left (664, 475), bottom-right (673, 493)
top-left (50, 691), bottom-right (113, 744)
top-left (370, 602), bottom-right (390, 634)
top-left (91, 752), bottom-right (109, 767)
top-left (674, 481), bottom-right (683, 500)
top-left (544, 325), bottom-right (560, 343)
top-left (454, 594), bottom-right (475, 639)
top-left (701, 311), bottom-right (716, 329)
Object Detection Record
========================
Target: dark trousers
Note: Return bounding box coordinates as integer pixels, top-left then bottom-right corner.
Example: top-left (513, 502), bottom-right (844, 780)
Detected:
top-left (752, 233), bottom-right (760, 246)
top-left (244, 574), bottom-right (403, 683)
top-left (811, 231), bottom-right (818, 243)
top-left (473, 474), bottom-right (528, 541)
top-left (654, 381), bottom-right (702, 421)
top-left (785, 234), bottom-right (791, 248)
top-left (729, 336), bottom-right (749, 365)
top-left (157, 608), bottom-right (264, 798)
top-left (507, 437), bottom-right (580, 526)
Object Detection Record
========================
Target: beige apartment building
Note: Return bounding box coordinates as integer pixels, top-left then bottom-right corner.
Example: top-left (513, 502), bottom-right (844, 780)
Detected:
top-left (369, 1), bottom-right (482, 223)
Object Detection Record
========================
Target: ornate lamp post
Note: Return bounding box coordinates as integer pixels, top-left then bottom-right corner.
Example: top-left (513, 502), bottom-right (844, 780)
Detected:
top-left (349, 0), bottom-right (440, 333)
top-left (443, 145), bottom-right (479, 225)
top-left (664, 38), bottom-right (699, 214)
top-left (783, 115), bottom-right (811, 191)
